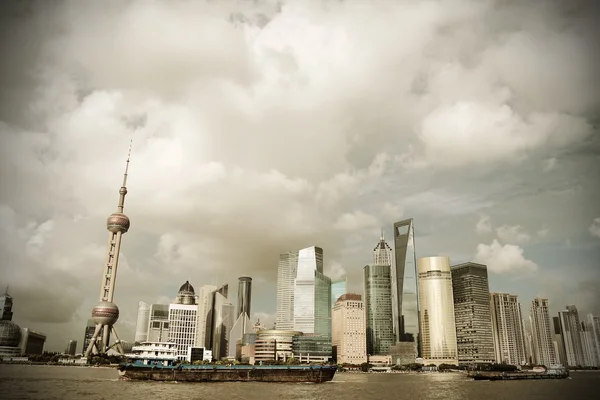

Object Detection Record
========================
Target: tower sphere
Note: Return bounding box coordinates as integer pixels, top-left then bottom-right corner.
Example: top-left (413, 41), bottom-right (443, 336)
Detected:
top-left (91, 301), bottom-right (120, 326)
top-left (0, 320), bottom-right (22, 347)
top-left (107, 213), bottom-right (130, 233)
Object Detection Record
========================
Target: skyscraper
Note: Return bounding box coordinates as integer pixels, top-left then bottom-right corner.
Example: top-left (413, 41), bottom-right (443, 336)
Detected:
top-left (134, 301), bottom-right (150, 343)
top-left (552, 316), bottom-right (567, 366)
top-left (490, 293), bottom-right (527, 365)
top-left (451, 262), bottom-right (495, 365)
top-left (363, 264), bottom-right (394, 355)
top-left (392, 219), bottom-right (419, 351)
top-left (331, 278), bottom-right (347, 308)
top-left (85, 142), bottom-right (133, 357)
top-left (373, 231), bottom-right (393, 266)
top-left (82, 319), bottom-right (96, 354)
top-left (530, 298), bottom-right (557, 366)
top-left (417, 256), bottom-right (458, 366)
top-left (0, 287), bottom-right (14, 321)
top-left (586, 314), bottom-right (600, 367)
top-left (169, 281), bottom-right (199, 361)
top-left (208, 284), bottom-right (234, 361)
top-left (558, 306), bottom-right (585, 367)
top-left (276, 251), bottom-right (298, 330)
top-left (147, 304), bottom-right (170, 342)
top-left (332, 293), bottom-right (367, 365)
top-left (229, 277), bottom-right (253, 359)
top-left (65, 340), bottom-right (77, 356)
top-left (196, 285), bottom-right (217, 348)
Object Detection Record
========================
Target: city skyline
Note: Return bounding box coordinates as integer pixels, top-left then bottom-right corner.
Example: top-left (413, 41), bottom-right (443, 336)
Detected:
top-left (0, 0), bottom-right (599, 352)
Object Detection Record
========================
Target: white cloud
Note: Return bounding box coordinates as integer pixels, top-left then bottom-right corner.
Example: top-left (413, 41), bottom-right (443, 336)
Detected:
top-left (476, 215), bottom-right (492, 234)
top-left (542, 158), bottom-right (557, 173)
top-left (325, 260), bottom-right (346, 281)
top-left (333, 211), bottom-right (379, 232)
top-left (496, 224), bottom-right (531, 244)
top-left (474, 239), bottom-right (538, 275)
top-left (590, 218), bottom-right (600, 238)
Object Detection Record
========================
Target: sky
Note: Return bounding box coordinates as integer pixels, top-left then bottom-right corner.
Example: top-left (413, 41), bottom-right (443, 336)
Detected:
top-left (0, 0), bottom-right (598, 352)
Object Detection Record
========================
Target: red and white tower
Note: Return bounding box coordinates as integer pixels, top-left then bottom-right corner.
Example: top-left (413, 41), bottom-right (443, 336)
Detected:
top-left (85, 142), bottom-right (132, 357)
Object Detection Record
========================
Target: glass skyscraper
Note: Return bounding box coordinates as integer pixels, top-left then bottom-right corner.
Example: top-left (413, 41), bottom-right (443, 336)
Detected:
top-left (276, 251), bottom-right (298, 330)
top-left (393, 219), bottom-right (419, 352)
top-left (364, 264), bottom-right (394, 355)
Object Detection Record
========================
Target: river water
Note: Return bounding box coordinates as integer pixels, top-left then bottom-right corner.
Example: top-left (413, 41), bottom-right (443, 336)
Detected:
top-left (0, 365), bottom-right (597, 399)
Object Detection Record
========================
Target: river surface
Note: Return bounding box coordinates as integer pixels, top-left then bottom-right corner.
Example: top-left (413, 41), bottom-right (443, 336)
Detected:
top-left (0, 365), bottom-right (597, 399)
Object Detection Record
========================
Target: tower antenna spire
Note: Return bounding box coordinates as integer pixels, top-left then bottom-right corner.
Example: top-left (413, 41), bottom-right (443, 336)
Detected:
top-left (117, 139), bottom-right (132, 213)
top-left (122, 138), bottom-right (132, 188)
top-left (380, 228), bottom-right (384, 241)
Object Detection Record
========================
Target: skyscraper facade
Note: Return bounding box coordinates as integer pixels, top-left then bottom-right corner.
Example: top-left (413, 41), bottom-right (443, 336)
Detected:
top-left (587, 314), bottom-right (600, 367)
top-left (417, 256), bottom-right (458, 366)
top-left (363, 264), bottom-right (394, 355)
top-left (276, 251), bottom-right (298, 330)
top-left (229, 277), bottom-right (253, 359)
top-left (134, 301), bottom-right (150, 343)
top-left (168, 282), bottom-right (199, 360)
top-left (147, 304), bottom-right (170, 342)
top-left (552, 316), bottom-right (567, 366)
top-left (196, 285), bottom-right (217, 347)
top-left (490, 293), bottom-right (527, 365)
top-left (236, 277), bottom-right (252, 319)
top-left (210, 285), bottom-right (235, 361)
top-left (332, 293), bottom-right (367, 365)
top-left (558, 306), bottom-right (585, 367)
top-left (530, 298), bottom-right (557, 366)
top-left (82, 319), bottom-right (96, 354)
top-left (450, 262), bottom-right (495, 365)
top-left (392, 219), bottom-right (419, 351)
top-left (331, 278), bottom-right (347, 307)
top-left (65, 340), bottom-right (77, 356)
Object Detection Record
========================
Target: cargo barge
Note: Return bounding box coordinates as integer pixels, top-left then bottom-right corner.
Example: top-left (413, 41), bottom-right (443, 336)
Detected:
top-left (118, 341), bottom-right (336, 383)
top-left (468, 365), bottom-right (569, 381)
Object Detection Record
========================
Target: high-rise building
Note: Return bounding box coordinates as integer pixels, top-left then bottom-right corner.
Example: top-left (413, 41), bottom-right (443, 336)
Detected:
top-left (331, 278), bottom-right (347, 308)
top-left (0, 287), bottom-right (14, 321)
top-left (417, 256), bottom-right (458, 366)
top-left (82, 319), bottom-right (96, 354)
top-left (586, 314), bottom-right (600, 367)
top-left (392, 219), bottom-right (419, 352)
top-left (147, 304), bottom-right (170, 342)
top-left (332, 293), bottom-right (367, 365)
top-left (208, 284), bottom-right (234, 361)
top-left (196, 285), bottom-right (217, 347)
top-left (552, 316), bottom-right (567, 366)
top-left (363, 264), bottom-right (394, 355)
top-left (580, 322), bottom-right (597, 367)
top-left (373, 231), bottom-right (393, 266)
top-left (65, 340), bottom-right (77, 356)
top-left (169, 281), bottom-right (199, 361)
top-left (229, 277), bottom-right (253, 359)
top-left (558, 306), bottom-right (585, 367)
top-left (20, 328), bottom-right (46, 356)
top-left (530, 298), bottom-right (557, 367)
top-left (85, 143), bottom-right (133, 356)
top-left (490, 293), bottom-right (527, 365)
top-left (276, 251), bottom-right (298, 330)
top-left (134, 301), bottom-right (150, 343)
top-left (450, 262), bottom-right (495, 365)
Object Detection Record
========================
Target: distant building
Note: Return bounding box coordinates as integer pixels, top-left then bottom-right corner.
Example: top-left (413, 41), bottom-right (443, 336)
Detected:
top-left (0, 287), bottom-right (14, 321)
top-left (254, 330), bottom-right (301, 362)
top-left (490, 293), bottom-right (527, 365)
top-left (364, 264), bottom-right (394, 355)
top-left (276, 251), bottom-right (299, 330)
top-left (586, 314), bottom-right (600, 366)
top-left (229, 277), bottom-right (253, 359)
top-left (195, 285), bottom-right (217, 348)
top-left (450, 262), bottom-right (495, 365)
top-left (0, 287), bottom-right (22, 357)
top-left (20, 328), bottom-right (46, 356)
top-left (293, 334), bottom-right (332, 363)
top-left (552, 316), bottom-right (567, 366)
top-left (530, 298), bottom-right (557, 367)
top-left (558, 306), bottom-right (585, 367)
top-left (332, 293), bottom-right (367, 365)
top-left (147, 304), bottom-right (170, 343)
top-left (169, 281), bottom-right (199, 361)
top-left (82, 318), bottom-right (96, 354)
top-left (206, 284), bottom-right (234, 361)
top-left (134, 301), bottom-right (150, 343)
top-left (330, 278), bottom-right (347, 308)
top-left (65, 340), bottom-right (77, 356)
top-left (417, 256), bottom-right (458, 366)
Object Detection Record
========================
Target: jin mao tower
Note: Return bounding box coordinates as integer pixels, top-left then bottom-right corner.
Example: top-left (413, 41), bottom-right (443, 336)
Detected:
top-left (85, 142), bottom-right (133, 356)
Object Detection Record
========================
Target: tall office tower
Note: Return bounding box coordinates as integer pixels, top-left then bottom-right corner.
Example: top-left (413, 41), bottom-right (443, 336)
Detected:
top-left (134, 301), bottom-right (150, 343)
top-left (169, 282), bottom-right (199, 361)
top-left (82, 319), bottom-right (96, 354)
top-left (294, 247), bottom-right (331, 337)
top-left (331, 278), bottom-right (347, 308)
top-left (587, 314), bottom-right (600, 366)
top-left (530, 298), bottom-right (557, 366)
top-left (332, 293), bottom-right (367, 364)
top-left (85, 143), bottom-right (133, 357)
top-left (450, 262), bottom-right (495, 365)
top-left (65, 340), bottom-right (77, 356)
top-left (0, 287), bottom-right (14, 321)
top-left (417, 256), bottom-right (458, 366)
top-left (392, 219), bottom-right (419, 352)
top-left (195, 285), bottom-right (217, 347)
top-left (229, 277), bottom-right (253, 359)
top-left (276, 251), bottom-right (298, 330)
top-left (490, 293), bottom-right (527, 365)
top-left (147, 304), bottom-right (170, 342)
top-left (580, 322), bottom-right (597, 367)
top-left (558, 306), bottom-right (585, 367)
top-left (209, 284), bottom-right (234, 360)
top-left (552, 316), bottom-right (567, 366)
top-left (363, 264), bottom-right (394, 355)
top-left (373, 231), bottom-right (393, 266)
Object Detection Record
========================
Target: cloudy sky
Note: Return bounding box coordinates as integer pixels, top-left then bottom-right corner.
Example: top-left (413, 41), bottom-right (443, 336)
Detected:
top-left (0, 0), bottom-right (598, 352)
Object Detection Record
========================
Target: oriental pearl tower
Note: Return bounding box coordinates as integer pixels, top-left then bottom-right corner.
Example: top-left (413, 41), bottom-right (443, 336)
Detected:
top-left (84, 141), bottom-right (133, 357)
